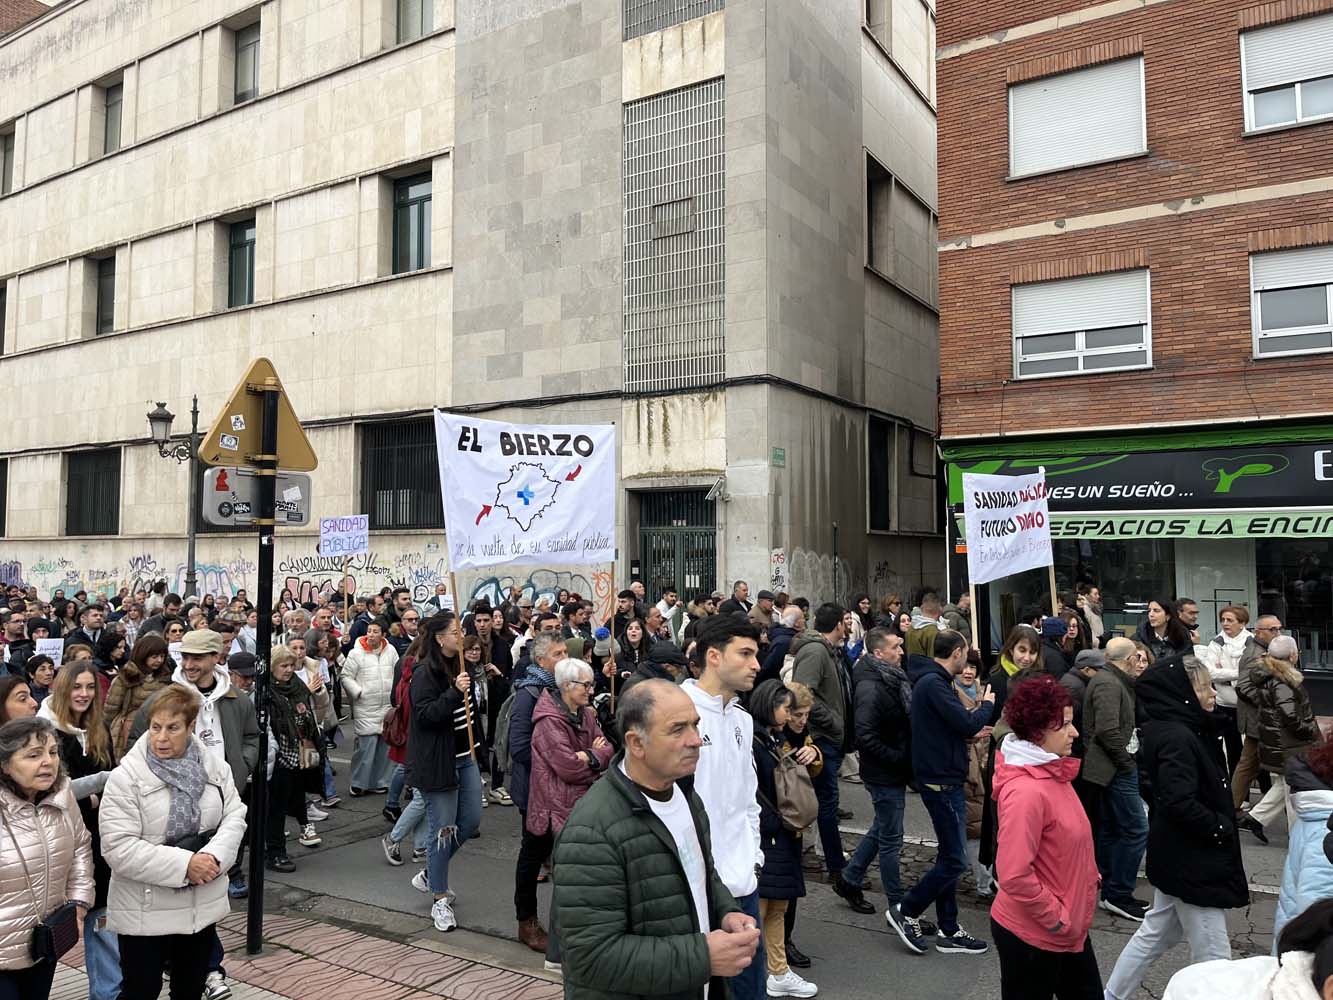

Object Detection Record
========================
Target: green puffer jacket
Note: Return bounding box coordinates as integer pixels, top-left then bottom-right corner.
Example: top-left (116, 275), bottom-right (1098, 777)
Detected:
top-left (553, 754), bottom-right (740, 1000)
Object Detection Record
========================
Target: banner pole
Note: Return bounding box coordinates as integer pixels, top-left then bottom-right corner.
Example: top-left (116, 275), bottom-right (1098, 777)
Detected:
top-left (968, 583), bottom-right (980, 652)
top-left (1047, 564), bottom-right (1059, 616)
top-left (449, 570), bottom-right (476, 761)
top-left (342, 557), bottom-right (350, 635)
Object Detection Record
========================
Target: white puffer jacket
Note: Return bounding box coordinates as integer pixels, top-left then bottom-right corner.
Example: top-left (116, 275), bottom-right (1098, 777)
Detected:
top-left (1163, 953), bottom-right (1316, 1000)
top-left (98, 733), bottom-right (247, 937)
top-left (0, 779), bottom-right (94, 969)
top-left (340, 637), bottom-right (399, 737)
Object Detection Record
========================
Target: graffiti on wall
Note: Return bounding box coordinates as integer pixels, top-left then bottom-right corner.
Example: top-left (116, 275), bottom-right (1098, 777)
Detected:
top-left (787, 548), bottom-right (857, 606)
top-left (467, 569), bottom-right (614, 624)
top-left (6, 551), bottom-right (257, 601)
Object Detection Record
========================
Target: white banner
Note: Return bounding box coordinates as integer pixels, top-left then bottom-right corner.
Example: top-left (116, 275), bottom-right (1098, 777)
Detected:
top-left (962, 469), bottom-right (1054, 586)
top-left (433, 412), bottom-right (616, 570)
top-left (319, 515), bottom-right (369, 557)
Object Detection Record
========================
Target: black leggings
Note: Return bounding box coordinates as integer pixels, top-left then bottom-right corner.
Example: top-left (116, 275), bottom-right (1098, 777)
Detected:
top-left (119, 927), bottom-right (215, 1000)
top-left (992, 918), bottom-right (1102, 1000)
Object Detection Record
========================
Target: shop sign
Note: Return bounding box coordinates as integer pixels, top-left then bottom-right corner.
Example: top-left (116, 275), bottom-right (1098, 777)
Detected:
top-left (1050, 510), bottom-right (1333, 539)
top-left (950, 443), bottom-right (1333, 512)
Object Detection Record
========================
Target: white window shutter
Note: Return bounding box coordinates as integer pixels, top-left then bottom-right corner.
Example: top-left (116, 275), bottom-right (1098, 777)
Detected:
top-left (1013, 270), bottom-right (1149, 338)
top-left (1009, 58), bottom-right (1145, 177)
top-left (1251, 245), bottom-right (1333, 290)
top-left (1242, 13), bottom-right (1333, 92)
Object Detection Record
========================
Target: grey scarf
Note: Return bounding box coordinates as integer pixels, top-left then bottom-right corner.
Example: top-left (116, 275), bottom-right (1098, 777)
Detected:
top-left (867, 654), bottom-right (913, 711)
top-left (146, 742), bottom-right (208, 844)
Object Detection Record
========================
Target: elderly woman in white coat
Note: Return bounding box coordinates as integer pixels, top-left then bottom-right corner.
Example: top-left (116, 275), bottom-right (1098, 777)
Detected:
top-left (341, 617), bottom-right (399, 796)
top-left (99, 685), bottom-right (246, 1000)
top-left (0, 717), bottom-right (94, 1000)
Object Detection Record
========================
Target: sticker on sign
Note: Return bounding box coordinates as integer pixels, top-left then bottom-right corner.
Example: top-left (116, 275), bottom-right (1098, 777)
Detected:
top-left (220, 434), bottom-right (239, 451)
top-left (230, 415), bottom-right (246, 431)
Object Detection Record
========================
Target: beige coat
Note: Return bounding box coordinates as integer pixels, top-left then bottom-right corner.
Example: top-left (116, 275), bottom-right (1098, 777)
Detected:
top-left (104, 663), bottom-right (175, 759)
top-left (99, 733), bottom-right (247, 937)
top-left (0, 778), bottom-right (95, 969)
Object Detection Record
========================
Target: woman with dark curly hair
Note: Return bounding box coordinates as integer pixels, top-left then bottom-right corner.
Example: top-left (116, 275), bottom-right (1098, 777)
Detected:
top-left (991, 674), bottom-right (1102, 1000)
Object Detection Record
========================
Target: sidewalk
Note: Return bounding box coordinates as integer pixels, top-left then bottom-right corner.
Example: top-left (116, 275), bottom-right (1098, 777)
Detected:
top-left (56, 911), bottom-right (563, 1000)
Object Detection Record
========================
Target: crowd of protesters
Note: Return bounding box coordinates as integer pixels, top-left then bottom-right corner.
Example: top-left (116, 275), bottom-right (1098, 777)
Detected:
top-left (3, 576), bottom-right (1333, 1000)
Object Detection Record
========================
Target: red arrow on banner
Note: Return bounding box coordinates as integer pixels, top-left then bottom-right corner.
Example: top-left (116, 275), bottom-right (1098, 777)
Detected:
top-left (475, 504), bottom-right (492, 525)
top-left (566, 464), bottom-right (583, 482)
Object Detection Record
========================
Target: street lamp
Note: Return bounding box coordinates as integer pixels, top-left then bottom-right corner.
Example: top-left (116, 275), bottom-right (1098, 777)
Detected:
top-left (147, 396), bottom-right (200, 598)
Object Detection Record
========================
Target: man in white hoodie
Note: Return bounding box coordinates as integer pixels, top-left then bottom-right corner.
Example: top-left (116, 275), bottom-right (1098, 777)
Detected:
top-left (681, 614), bottom-right (765, 1000)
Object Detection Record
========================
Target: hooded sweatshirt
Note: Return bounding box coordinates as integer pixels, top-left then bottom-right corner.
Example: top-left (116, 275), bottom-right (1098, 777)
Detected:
top-left (989, 734), bottom-right (1098, 953)
top-left (171, 664), bottom-right (232, 770)
top-left (37, 698), bottom-right (89, 753)
top-left (1275, 754), bottom-right (1333, 942)
top-left (680, 678), bottom-right (762, 898)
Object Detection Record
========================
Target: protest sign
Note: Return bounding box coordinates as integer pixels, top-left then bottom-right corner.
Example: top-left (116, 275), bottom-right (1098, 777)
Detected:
top-left (962, 469), bottom-right (1054, 586)
top-left (35, 637), bottom-right (63, 668)
top-left (433, 412), bottom-right (615, 570)
top-left (319, 515), bottom-right (369, 557)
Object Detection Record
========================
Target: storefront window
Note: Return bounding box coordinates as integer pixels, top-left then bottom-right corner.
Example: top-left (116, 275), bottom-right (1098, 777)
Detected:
top-left (1259, 539), bottom-right (1333, 669)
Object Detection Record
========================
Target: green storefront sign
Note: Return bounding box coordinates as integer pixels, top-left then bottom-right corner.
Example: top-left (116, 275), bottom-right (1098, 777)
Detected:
top-left (944, 423), bottom-right (1333, 540)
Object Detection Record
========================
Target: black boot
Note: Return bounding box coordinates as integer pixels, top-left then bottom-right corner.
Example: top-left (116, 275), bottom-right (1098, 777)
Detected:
top-left (832, 874), bottom-right (876, 914)
top-left (785, 941), bottom-right (811, 968)
top-left (1239, 814), bottom-right (1268, 845)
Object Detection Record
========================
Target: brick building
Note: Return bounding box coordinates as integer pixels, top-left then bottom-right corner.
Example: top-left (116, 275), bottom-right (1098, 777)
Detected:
top-left (937, 0), bottom-right (1333, 661)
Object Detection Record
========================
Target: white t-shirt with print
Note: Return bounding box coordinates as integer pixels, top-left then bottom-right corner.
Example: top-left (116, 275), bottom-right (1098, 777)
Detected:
top-left (621, 762), bottom-right (709, 935)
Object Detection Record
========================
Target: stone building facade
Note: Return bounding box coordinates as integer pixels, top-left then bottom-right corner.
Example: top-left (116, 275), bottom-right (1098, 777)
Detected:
top-left (0, 0), bottom-right (941, 614)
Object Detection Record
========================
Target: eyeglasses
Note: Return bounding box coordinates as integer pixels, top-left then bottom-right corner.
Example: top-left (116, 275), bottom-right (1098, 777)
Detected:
top-left (402, 616), bottom-right (419, 623)
top-left (572, 680), bottom-right (595, 691)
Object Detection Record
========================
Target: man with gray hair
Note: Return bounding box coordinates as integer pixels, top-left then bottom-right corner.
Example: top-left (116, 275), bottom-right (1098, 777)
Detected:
top-left (758, 604), bottom-right (805, 684)
top-left (554, 679), bottom-right (759, 999)
top-left (1232, 613), bottom-right (1283, 815)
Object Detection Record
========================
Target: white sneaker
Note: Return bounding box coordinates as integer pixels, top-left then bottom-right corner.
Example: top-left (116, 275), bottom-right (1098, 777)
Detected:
top-left (767, 969), bottom-right (818, 997)
top-left (488, 787), bottom-right (513, 806)
top-left (543, 960), bottom-right (562, 974)
top-left (203, 971), bottom-right (233, 1000)
top-left (411, 868), bottom-right (430, 893)
top-left (431, 896), bottom-right (457, 932)
top-left (306, 804), bottom-right (330, 821)
top-left (298, 824), bottom-right (321, 847)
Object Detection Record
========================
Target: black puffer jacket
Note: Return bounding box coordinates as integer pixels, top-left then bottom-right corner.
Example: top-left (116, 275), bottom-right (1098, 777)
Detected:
top-left (851, 654), bottom-right (912, 787)
top-left (1247, 655), bottom-right (1320, 774)
top-left (1135, 657), bottom-right (1248, 910)
top-left (753, 730), bottom-right (804, 901)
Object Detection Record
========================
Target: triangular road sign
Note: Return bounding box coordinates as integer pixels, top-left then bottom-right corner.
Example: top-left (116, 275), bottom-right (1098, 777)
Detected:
top-left (198, 358), bottom-right (318, 471)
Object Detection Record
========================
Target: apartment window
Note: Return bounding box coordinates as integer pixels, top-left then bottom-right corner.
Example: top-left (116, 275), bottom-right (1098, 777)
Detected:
top-left (1009, 57), bottom-right (1146, 178)
top-left (868, 416), bottom-right (893, 531)
top-left (866, 154), bottom-right (939, 305)
top-left (623, 0), bottom-right (723, 40)
top-left (392, 174), bottom-right (432, 274)
top-left (104, 83), bottom-right (123, 154)
top-left (1, 130), bottom-right (13, 196)
top-left (96, 257), bottom-right (116, 335)
top-left (228, 219), bottom-right (256, 307)
top-left (1012, 269), bottom-right (1151, 379)
top-left (0, 458), bottom-right (7, 538)
top-left (397, 0), bottom-right (431, 42)
top-left (361, 419), bottom-right (442, 530)
top-left (0, 284), bottom-right (6, 354)
top-left (235, 23), bottom-right (261, 103)
top-left (66, 449), bottom-right (121, 536)
top-left (1250, 245), bottom-right (1333, 357)
top-left (1241, 13), bottom-right (1333, 131)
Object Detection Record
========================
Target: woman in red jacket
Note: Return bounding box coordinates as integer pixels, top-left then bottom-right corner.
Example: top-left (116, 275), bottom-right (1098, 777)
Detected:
top-left (991, 675), bottom-right (1102, 1000)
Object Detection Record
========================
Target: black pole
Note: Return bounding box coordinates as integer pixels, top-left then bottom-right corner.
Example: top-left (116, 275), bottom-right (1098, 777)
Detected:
top-left (246, 379), bottom-right (280, 955)
top-left (831, 521), bottom-right (839, 604)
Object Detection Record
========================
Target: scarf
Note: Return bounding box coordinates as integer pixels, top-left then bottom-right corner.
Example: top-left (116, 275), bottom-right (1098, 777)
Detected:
top-left (999, 655), bottom-right (1021, 677)
top-left (954, 679), bottom-right (979, 701)
top-left (145, 741), bottom-right (208, 844)
top-left (516, 664), bottom-right (555, 691)
top-left (269, 674), bottom-right (318, 768)
top-left (863, 653), bottom-right (912, 711)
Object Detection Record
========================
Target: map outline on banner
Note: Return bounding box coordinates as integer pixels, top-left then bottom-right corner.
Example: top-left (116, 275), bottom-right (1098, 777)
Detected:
top-left (494, 462), bottom-right (562, 532)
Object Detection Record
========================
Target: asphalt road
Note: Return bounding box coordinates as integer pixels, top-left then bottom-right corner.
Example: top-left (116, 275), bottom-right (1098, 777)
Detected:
top-left (250, 739), bottom-right (1283, 1000)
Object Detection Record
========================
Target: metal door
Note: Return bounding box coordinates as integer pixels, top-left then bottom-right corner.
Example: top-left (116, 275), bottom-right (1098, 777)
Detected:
top-left (639, 491), bottom-right (716, 597)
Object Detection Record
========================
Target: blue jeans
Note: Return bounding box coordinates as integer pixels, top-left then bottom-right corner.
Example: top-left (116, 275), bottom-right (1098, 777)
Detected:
top-left (843, 782), bottom-right (906, 906)
top-left (811, 737), bottom-right (844, 875)
top-left (391, 788), bottom-right (431, 851)
top-left (902, 785), bottom-right (968, 936)
top-left (84, 906), bottom-right (121, 1000)
top-left (386, 763), bottom-right (407, 809)
top-left (422, 757), bottom-right (482, 895)
top-left (351, 734), bottom-right (391, 791)
top-left (1097, 769), bottom-right (1148, 903)
top-left (728, 891), bottom-right (765, 1000)
top-left (322, 758), bottom-right (337, 800)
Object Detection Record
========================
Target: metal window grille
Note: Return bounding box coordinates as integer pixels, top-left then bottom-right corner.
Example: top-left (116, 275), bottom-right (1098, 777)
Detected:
top-left (638, 490), bottom-right (716, 598)
top-left (640, 490), bottom-right (715, 528)
top-left (96, 258), bottom-right (115, 334)
top-left (361, 419), bottom-right (443, 530)
top-left (624, 0), bottom-right (723, 40)
top-left (229, 219), bottom-right (256, 308)
top-left (66, 449), bottom-right (120, 536)
top-left (624, 78), bottom-right (725, 393)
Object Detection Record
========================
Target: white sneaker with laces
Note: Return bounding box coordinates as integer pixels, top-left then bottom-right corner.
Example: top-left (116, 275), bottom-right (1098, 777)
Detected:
top-left (306, 804), bottom-right (330, 821)
top-left (767, 969), bottom-right (818, 997)
top-left (298, 824), bottom-right (321, 847)
top-left (431, 896), bottom-right (457, 932)
top-left (204, 971), bottom-right (233, 1000)
top-left (411, 868), bottom-right (430, 893)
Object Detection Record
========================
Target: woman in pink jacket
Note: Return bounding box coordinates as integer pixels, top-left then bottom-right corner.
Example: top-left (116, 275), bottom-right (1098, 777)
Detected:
top-left (991, 674), bottom-right (1102, 1000)
top-left (526, 659), bottom-right (614, 839)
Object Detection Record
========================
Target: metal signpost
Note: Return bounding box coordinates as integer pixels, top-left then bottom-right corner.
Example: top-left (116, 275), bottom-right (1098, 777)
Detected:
top-left (199, 358), bottom-right (317, 955)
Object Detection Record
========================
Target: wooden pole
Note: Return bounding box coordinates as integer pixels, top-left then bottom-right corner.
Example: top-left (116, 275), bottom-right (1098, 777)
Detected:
top-left (448, 571), bottom-right (476, 760)
top-left (342, 557), bottom-right (350, 637)
top-left (1047, 564), bottom-right (1059, 616)
top-left (968, 583), bottom-right (980, 652)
